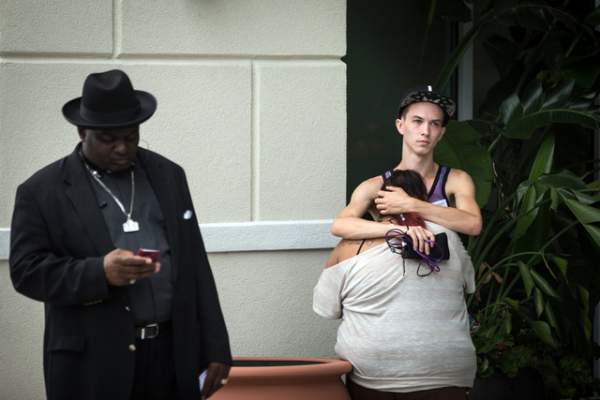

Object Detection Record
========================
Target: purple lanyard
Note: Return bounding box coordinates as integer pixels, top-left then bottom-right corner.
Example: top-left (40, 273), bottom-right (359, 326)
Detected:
top-left (384, 229), bottom-right (441, 275)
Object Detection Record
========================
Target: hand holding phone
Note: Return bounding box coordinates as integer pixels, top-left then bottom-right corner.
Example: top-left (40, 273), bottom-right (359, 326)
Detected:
top-left (136, 248), bottom-right (161, 262)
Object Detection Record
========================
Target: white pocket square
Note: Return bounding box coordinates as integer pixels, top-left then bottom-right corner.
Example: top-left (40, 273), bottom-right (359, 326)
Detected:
top-left (183, 209), bottom-right (193, 220)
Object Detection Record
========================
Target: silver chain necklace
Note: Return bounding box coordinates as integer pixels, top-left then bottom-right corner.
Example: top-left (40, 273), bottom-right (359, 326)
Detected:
top-left (83, 161), bottom-right (140, 233)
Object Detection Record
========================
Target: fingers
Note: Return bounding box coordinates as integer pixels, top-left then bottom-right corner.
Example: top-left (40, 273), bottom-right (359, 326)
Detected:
top-left (116, 254), bottom-right (152, 266)
top-left (375, 203), bottom-right (388, 214)
top-left (375, 189), bottom-right (409, 215)
top-left (385, 186), bottom-right (406, 193)
top-left (104, 249), bottom-right (161, 286)
top-left (118, 264), bottom-right (159, 282)
top-left (202, 363), bottom-right (230, 399)
top-left (406, 229), bottom-right (422, 254)
top-left (424, 229), bottom-right (435, 244)
top-left (419, 228), bottom-right (435, 255)
top-left (408, 227), bottom-right (432, 255)
top-left (374, 194), bottom-right (390, 214)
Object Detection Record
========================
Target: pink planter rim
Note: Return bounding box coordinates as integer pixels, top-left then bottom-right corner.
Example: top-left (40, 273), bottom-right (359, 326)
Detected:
top-left (228, 356), bottom-right (352, 380)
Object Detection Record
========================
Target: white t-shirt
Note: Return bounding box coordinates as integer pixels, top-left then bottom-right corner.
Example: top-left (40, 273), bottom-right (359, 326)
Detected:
top-left (313, 223), bottom-right (476, 392)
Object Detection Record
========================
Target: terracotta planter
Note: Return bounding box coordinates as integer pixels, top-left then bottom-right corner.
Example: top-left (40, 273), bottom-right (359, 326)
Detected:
top-left (211, 357), bottom-right (352, 400)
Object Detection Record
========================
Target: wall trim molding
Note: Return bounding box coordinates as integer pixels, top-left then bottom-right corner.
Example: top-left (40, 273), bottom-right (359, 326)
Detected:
top-left (0, 220), bottom-right (338, 261)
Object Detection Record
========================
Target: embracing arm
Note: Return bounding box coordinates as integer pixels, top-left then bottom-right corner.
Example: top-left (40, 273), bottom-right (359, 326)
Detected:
top-left (331, 177), bottom-right (403, 239)
top-left (331, 177), bottom-right (437, 253)
top-left (376, 169), bottom-right (482, 235)
top-left (414, 169), bottom-right (481, 235)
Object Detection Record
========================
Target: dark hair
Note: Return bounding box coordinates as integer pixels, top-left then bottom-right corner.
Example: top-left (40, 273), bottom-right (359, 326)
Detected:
top-left (382, 169), bottom-right (427, 200)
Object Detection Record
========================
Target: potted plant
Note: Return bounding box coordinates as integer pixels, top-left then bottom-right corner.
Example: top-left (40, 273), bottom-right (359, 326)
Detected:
top-left (211, 357), bottom-right (352, 400)
top-left (426, 0), bottom-right (600, 398)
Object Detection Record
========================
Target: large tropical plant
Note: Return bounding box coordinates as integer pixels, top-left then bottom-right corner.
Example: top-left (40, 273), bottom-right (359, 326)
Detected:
top-left (428, 0), bottom-right (600, 397)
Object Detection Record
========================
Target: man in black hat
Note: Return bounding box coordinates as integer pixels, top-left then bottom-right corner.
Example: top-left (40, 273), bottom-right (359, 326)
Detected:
top-left (9, 69), bottom-right (231, 400)
top-left (331, 86), bottom-right (482, 254)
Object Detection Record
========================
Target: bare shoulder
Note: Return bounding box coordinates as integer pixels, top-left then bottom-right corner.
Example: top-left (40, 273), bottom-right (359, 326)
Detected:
top-left (350, 176), bottom-right (383, 201)
top-left (325, 238), bottom-right (385, 268)
top-left (334, 176), bottom-right (383, 220)
top-left (358, 175), bottom-right (384, 191)
top-left (448, 168), bottom-right (473, 182)
top-left (325, 239), bottom-right (362, 268)
top-left (446, 168), bottom-right (475, 193)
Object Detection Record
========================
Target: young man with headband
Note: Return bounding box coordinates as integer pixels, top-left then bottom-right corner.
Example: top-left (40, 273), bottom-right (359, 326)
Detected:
top-left (331, 86), bottom-right (482, 253)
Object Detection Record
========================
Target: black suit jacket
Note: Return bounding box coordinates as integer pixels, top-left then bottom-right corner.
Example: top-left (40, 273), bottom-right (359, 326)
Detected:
top-left (9, 147), bottom-right (231, 400)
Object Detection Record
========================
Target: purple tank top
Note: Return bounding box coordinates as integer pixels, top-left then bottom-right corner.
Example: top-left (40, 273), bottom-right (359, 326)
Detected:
top-left (382, 165), bottom-right (451, 207)
top-left (427, 165), bottom-right (450, 207)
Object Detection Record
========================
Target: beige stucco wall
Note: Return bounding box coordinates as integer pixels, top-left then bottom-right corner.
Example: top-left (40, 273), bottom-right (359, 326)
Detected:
top-left (0, 1), bottom-right (346, 398)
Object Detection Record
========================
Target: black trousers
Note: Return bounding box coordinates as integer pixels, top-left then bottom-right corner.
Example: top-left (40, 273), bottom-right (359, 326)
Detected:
top-left (130, 329), bottom-right (177, 400)
top-left (347, 377), bottom-right (468, 400)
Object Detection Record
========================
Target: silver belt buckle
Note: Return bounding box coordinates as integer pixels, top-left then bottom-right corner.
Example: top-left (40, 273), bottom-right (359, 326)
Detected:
top-left (140, 323), bottom-right (159, 340)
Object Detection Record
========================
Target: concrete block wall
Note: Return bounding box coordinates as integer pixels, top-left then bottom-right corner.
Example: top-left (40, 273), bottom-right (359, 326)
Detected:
top-left (0, 1), bottom-right (346, 399)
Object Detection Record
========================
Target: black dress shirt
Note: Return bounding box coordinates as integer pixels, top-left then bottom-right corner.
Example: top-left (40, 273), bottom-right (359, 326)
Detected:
top-left (84, 158), bottom-right (173, 324)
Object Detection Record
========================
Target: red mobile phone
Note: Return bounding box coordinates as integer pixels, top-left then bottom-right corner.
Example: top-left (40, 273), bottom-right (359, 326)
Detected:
top-left (136, 248), bottom-right (161, 262)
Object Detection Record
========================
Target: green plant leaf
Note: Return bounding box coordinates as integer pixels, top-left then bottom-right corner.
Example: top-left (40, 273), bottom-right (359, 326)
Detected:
top-left (549, 188), bottom-right (559, 210)
top-left (434, 121), bottom-right (493, 206)
top-left (537, 170), bottom-right (587, 190)
top-left (514, 186), bottom-right (538, 238)
top-left (518, 261), bottom-right (534, 298)
top-left (434, 19), bottom-right (483, 90)
top-left (541, 254), bottom-right (557, 281)
top-left (574, 191), bottom-right (600, 205)
top-left (504, 109), bottom-right (600, 139)
top-left (578, 285), bottom-right (590, 315)
top-left (549, 255), bottom-right (568, 277)
top-left (528, 134), bottom-right (555, 181)
top-left (515, 181), bottom-right (529, 203)
top-left (534, 288), bottom-right (544, 317)
top-left (521, 79), bottom-right (544, 113)
top-left (504, 298), bottom-right (519, 310)
top-left (530, 320), bottom-right (557, 347)
top-left (542, 80), bottom-right (575, 108)
top-left (499, 93), bottom-right (522, 126)
top-left (503, 314), bottom-right (512, 335)
top-left (588, 180), bottom-right (600, 191)
top-left (544, 301), bottom-right (558, 330)
top-left (480, 357), bottom-right (490, 376)
top-left (582, 223), bottom-right (600, 248)
top-left (576, 287), bottom-right (593, 340)
top-left (560, 65), bottom-right (600, 91)
top-left (563, 198), bottom-right (600, 224)
top-left (530, 269), bottom-right (559, 298)
top-left (583, 314), bottom-right (592, 341)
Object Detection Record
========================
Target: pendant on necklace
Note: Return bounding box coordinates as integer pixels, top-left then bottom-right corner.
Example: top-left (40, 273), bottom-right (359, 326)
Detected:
top-left (123, 218), bottom-right (140, 233)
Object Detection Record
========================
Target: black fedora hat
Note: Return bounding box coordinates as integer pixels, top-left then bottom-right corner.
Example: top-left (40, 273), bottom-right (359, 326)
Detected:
top-left (62, 69), bottom-right (156, 128)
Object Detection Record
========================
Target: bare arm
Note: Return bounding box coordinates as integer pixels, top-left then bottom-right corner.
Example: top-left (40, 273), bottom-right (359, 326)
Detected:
top-left (375, 169), bottom-right (482, 235)
top-left (330, 177), bottom-right (403, 239)
top-left (330, 177), bottom-right (436, 254)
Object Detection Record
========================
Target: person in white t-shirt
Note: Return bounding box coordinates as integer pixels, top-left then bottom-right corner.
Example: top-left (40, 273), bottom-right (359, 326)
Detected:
top-left (314, 169), bottom-right (476, 400)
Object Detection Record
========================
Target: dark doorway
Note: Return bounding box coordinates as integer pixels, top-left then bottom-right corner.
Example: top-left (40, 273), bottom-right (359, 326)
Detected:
top-left (345, 0), bottom-right (457, 200)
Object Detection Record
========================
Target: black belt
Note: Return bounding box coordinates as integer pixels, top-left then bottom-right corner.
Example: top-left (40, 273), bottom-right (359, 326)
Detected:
top-left (135, 321), bottom-right (171, 340)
